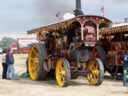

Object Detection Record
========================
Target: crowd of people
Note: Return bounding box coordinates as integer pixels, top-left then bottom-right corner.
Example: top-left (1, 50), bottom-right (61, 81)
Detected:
top-left (1, 48), bottom-right (17, 80)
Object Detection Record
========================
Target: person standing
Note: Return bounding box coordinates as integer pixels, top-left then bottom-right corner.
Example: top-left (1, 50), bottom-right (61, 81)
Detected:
top-left (2, 49), bottom-right (8, 79)
top-left (25, 57), bottom-right (29, 76)
top-left (6, 48), bottom-right (17, 80)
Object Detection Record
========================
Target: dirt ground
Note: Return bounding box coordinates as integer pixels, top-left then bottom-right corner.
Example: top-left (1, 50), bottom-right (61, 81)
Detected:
top-left (0, 54), bottom-right (127, 96)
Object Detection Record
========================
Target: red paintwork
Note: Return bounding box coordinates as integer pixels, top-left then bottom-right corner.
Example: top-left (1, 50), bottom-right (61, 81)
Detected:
top-left (107, 42), bottom-right (126, 66)
top-left (18, 48), bottom-right (30, 54)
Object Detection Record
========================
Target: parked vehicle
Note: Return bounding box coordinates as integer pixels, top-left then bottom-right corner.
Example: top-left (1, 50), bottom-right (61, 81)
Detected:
top-left (99, 25), bottom-right (128, 76)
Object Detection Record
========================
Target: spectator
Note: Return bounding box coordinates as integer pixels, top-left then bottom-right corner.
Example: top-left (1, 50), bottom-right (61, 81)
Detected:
top-left (6, 48), bottom-right (17, 80)
top-left (26, 58), bottom-right (29, 74)
top-left (2, 49), bottom-right (8, 79)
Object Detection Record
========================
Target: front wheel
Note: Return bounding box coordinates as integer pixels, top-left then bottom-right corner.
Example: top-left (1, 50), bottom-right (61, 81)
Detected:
top-left (55, 58), bottom-right (71, 87)
top-left (86, 58), bottom-right (104, 85)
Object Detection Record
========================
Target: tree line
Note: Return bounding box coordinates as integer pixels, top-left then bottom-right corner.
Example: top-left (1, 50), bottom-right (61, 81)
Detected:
top-left (0, 37), bottom-right (16, 50)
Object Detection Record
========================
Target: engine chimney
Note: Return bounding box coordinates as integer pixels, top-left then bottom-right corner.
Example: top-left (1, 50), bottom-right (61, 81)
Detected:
top-left (74, 0), bottom-right (84, 16)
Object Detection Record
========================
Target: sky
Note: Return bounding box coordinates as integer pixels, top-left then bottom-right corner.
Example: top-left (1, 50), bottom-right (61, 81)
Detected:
top-left (0, 0), bottom-right (128, 36)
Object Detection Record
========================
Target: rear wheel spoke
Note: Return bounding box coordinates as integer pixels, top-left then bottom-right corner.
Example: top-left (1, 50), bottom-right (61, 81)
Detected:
top-left (29, 46), bottom-right (40, 80)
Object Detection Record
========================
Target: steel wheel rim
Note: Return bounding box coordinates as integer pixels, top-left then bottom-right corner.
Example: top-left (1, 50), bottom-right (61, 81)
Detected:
top-left (87, 60), bottom-right (100, 85)
top-left (28, 46), bottom-right (39, 80)
top-left (56, 60), bottom-right (66, 87)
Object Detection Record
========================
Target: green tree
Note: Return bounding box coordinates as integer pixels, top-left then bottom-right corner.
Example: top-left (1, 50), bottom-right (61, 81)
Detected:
top-left (0, 37), bottom-right (16, 49)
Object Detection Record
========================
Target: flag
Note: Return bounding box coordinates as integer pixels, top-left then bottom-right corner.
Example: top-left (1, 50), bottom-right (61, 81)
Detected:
top-left (56, 12), bottom-right (62, 20)
top-left (56, 12), bottom-right (61, 17)
top-left (101, 6), bottom-right (104, 16)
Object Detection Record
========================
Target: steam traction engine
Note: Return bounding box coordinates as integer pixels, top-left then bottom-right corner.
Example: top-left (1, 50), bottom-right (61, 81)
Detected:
top-left (27, 15), bottom-right (112, 87)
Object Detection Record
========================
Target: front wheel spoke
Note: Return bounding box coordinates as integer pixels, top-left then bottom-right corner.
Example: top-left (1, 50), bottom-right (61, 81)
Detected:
top-left (59, 68), bottom-right (65, 82)
top-left (88, 75), bottom-right (92, 81)
top-left (89, 74), bottom-right (92, 81)
top-left (95, 66), bottom-right (98, 70)
top-left (87, 60), bottom-right (101, 85)
top-left (92, 75), bottom-right (96, 80)
top-left (92, 65), bottom-right (96, 70)
top-left (88, 73), bottom-right (97, 84)
top-left (93, 69), bottom-right (99, 76)
top-left (90, 75), bottom-right (95, 83)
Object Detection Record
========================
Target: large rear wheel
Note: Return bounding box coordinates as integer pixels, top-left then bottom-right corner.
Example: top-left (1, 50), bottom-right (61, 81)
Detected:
top-left (55, 58), bottom-right (71, 87)
top-left (28, 43), bottom-right (47, 80)
top-left (86, 58), bottom-right (104, 85)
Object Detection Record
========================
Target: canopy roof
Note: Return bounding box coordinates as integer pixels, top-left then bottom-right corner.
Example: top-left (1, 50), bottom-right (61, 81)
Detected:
top-left (99, 25), bottom-right (128, 35)
top-left (28, 15), bottom-right (111, 34)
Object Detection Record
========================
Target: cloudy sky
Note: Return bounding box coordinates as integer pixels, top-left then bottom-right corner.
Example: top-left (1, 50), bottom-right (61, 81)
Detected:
top-left (0, 0), bottom-right (128, 34)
